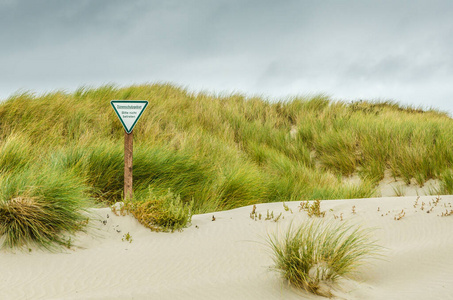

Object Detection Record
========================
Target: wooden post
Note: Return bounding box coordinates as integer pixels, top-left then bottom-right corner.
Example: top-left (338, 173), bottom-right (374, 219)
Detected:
top-left (124, 131), bottom-right (133, 201)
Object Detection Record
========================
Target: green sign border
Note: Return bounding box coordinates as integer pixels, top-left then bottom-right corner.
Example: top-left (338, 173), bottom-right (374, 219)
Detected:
top-left (111, 100), bottom-right (149, 134)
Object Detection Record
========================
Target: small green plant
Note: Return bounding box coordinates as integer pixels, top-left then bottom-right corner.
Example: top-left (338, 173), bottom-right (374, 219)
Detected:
top-left (267, 219), bottom-right (382, 296)
top-left (299, 200), bottom-right (325, 217)
top-left (273, 212), bottom-right (283, 222)
top-left (394, 209), bottom-right (406, 220)
top-left (250, 204), bottom-right (257, 220)
top-left (440, 209), bottom-right (453, 216)
top-left (257, 209), bottom-right (283, 222)
top-left (283, 202), bottom-right (292, 213)
top-left (249, 206), bottom-right (262, 221)
top-left (122, 232), bottom-right (133, 243)
top-left (432, 196), bottom-right (441, 206)
top-left (265, 209), bottom-right (275, 221)
top-left (111, 202), bottom-right (127, 216)
top-left (440, 201), bottom-right (453, 217)
top-left (126, 189), bottom-right (193, 232)
top-left (333, 213), bottom-right (344, 221)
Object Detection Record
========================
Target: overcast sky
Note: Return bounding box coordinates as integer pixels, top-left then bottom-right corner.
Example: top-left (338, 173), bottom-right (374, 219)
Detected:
top-left (1, 0), bottom-right (452, 115)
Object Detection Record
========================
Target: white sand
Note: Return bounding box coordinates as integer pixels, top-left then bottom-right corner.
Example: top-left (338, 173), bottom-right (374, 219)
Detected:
top-left (1, 195), bottom-right (453, 300)
top-left (343, 170), bottom-right (442, 197)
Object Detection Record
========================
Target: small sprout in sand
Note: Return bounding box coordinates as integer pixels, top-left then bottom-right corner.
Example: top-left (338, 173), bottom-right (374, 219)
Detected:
top-left (250, 205), bottom-right (257, 220)
top-left (122, 232), bottom-right (133, 243)
top-left (111, 202), bottom-right (127, 216)
top-left (432, 196), bottom-right (441, 206)
top-left (413, 196), bottom-right (420, 208)
top-left (273, 213), bottom-right (283, 222)
top-left (283, 202), bottom-right (293, 213)
top-left (394, 210), bottom-right (405, 221)
top-left (261, 210), bottom-right (282, 222)
top-left (300, 200), bottom-right (325, 218)
top-left (377, 207), bottom-right (380, 212)
top-left (333, 213), bottom-right (344, 221)
top-left (440, 209), bottom-right (453, 217)
top-left (299, 201), bottom-right (308, 211)
top-left (265, 210), bottom-right (275, 221)
top-left (250, 205), bottom-right (264, 221)
top-left (352, 206), bottom-right (356, 214)
top-left (421, 202), bottom-right (425, 211)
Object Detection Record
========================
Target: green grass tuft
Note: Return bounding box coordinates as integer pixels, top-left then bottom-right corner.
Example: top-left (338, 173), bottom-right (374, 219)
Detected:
top-left (268, 219), bottom-right (382, 296)
top-left (0, 167), bottom-right (92, 250)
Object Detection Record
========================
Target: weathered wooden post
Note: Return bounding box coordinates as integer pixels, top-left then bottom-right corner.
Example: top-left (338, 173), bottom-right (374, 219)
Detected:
top-left (111, 100), bottom-right (148, 201)
top-left (124, 130), bottom-right (133, 201)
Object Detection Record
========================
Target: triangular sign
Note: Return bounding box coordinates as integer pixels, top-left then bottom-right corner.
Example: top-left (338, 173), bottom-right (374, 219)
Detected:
top-left (111, 100), bottom-right (148, 133)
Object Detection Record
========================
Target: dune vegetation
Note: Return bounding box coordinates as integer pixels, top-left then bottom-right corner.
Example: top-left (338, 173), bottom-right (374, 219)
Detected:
top-left (268, 219), bottom-right (382, 296)
top-left (0, 83), bottom-right (452, 247)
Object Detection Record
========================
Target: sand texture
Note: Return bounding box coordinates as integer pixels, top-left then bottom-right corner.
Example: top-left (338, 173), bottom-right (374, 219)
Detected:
top-left (1, 195), bottom-right (453, 300)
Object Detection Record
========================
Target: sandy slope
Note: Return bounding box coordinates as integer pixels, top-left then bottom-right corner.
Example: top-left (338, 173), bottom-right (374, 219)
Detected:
top-left (1, 195), bottom-right (453, 300)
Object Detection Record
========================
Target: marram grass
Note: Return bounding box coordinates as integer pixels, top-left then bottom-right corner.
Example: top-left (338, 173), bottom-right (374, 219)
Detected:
top-left (0, 168), bottom-right (92, 250)
top-left (1, 84), bottom-right (453, 214)
top-left (267, 219), bottom-right (382, 296)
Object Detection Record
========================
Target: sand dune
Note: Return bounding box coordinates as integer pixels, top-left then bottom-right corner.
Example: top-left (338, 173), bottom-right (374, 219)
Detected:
top-left (1, 195), bottom-right (453, 300)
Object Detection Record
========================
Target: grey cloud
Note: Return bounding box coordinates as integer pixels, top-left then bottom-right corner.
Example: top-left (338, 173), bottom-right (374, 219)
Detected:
top-left (0, 0), bottom-right (453, 115)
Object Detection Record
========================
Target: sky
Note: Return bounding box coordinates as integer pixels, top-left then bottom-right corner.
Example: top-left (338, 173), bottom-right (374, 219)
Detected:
top-left (1, 0), bottom-right (453, 115)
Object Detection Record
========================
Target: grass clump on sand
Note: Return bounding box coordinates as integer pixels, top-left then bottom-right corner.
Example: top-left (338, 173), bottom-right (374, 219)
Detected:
top-left (268, 219), bottom-right (381, 296)
top-left (124, 189), bottom-right (193, 232)
top-left (0, 168), bottom-right (92, 250)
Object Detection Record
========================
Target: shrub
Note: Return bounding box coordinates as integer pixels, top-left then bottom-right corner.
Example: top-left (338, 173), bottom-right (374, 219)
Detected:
top-left (0, 168), bottom-right (92, 250)
top-left (268, 219), bottom-right (381, 296)
top-left (125, 189), bottom-right (193, 232)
